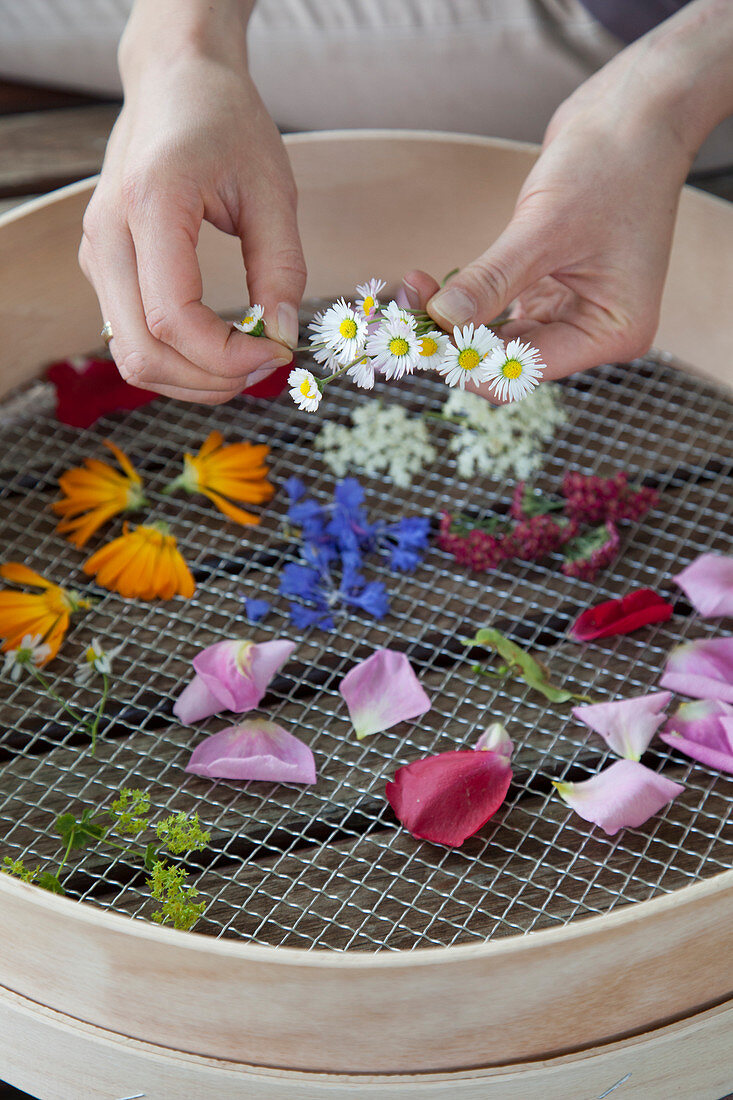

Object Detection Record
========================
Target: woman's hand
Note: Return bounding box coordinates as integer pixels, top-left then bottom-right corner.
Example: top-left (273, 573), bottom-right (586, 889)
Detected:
top-left (404, 0), bottom-right (733, 387)
top-left (79, 0), bottom-right (304, 404)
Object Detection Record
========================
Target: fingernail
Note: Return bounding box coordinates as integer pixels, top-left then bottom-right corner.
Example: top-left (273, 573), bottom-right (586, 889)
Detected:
top-left (402, 278), bottom-right (420, 310)
top-left (275, 302), bottom-right (300, 349)
top-left (430, 287), bottom-right (475, 326)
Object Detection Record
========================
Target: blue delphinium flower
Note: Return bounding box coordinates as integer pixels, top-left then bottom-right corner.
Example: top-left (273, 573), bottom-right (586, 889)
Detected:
top-left (244, 597), bottom-right (271, 623)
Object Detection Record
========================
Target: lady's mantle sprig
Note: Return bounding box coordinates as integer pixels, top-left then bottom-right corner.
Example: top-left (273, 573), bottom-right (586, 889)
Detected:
top-left (281, 278), bottom-right (546, 411)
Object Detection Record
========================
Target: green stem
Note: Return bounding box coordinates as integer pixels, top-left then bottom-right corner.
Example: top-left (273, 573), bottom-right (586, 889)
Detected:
top-left (30, 669), bottom-right (94, 732)
top-left (56, 832), bottom-right (76, 884)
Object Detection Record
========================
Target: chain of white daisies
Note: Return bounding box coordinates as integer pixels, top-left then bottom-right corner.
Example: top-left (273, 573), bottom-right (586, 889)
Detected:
top-left (234, 279), bottom-right (545, 412)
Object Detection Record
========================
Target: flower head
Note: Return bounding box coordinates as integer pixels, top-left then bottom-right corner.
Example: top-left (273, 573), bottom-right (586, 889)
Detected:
top-left (347, 355), bottom-right (376, 390)
top-left (355, 278), bottom-right (386, 320)
top-left (232, 304), bottom-right (265, 336)
top-left (309, 298), bottom-right (367, 362)
top-left (416, 330), bottom-right (450, 371)
top-left (75, 637), bottom-right (121, 685)
top-left (53, 440), bottom-right (146, 547)
top-left (438, 324), bottom-right (502, 390)
top-left (2, 634), bottom-right (51, 681)
top-left (168, 430), bottom-right (274, 525)
top-left (484, 339), bottom-right (544, 401)
top-left (0, 563), bottom-right (91, 663)
top-left (82, 522), bottom-right (195, 601)
top-left (365, 316), bottom-right (420, 380)
top-left (288, 367), bottom-right (322, 412)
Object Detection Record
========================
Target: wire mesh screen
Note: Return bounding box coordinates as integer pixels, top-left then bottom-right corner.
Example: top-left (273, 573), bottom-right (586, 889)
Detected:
top-left (1, 324), bottom-right (732, 952)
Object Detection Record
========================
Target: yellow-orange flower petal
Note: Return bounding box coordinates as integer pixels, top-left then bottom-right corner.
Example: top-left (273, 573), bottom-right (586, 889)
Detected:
top-left (53, 440), bottom-right (146, 547)
top-left (167, 431), bottom-right (275, 526)
top-left (0, 564), bottom-right (91, 663)
top-left (83, 523), bottom-right (195, 601)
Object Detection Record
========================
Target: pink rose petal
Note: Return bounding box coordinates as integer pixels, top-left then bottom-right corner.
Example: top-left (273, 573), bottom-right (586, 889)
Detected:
top-left (660, 637), bottom-right (733, 703)
top-left (475, 722), bottom-right (513, 763)
top-left (674, 553), bottom-right (733, 618)
top-left (340, 648), bottom-right (431, 740)
top-left (185, 719), bottom-right (316, 783)
top-left (572, 692), bottom-right (672, 761)
top-left (173, 675), bottom-right (223, 724)
top-left (194, 639), bottom-right (295, 712)
top-left (659, 699), bottom-right (733, 775)
top-left (386, 748), bottom-right (513, 846)
top-left (553, 759), bottom-right (683, 836)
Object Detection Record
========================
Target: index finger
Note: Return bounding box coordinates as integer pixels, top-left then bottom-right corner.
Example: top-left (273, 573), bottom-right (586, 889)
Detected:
top-left (129, 197), bottom-right (292, 379)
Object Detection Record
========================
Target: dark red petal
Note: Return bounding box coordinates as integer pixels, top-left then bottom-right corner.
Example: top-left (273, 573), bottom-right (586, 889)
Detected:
top-left (47, 358), bottom-right (156, 428)
top-left (244, 359), bottom-right (294, 399)
top-left (569, 588), bottom-right (673, 642)
top-left (385, 750), bottom-right (512, 846)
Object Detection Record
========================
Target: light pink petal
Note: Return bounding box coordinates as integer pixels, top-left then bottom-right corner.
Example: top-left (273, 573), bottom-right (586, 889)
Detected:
top-left (572, 692), bottom-right (672, 761)
top-left (193, 639), bottom-right (296, 713)
top-left (660, 637), bottom-right (733, 703)
top-left (340, 648), bottom-right (431, 740)
top-left (674, 554), bottom-right (733, 618)
top-left (553, 760), bottom-right (683, 836)
top-left (185, 719), bottom-right (316, 783)
top-left (659, 699), bottom-right (733, 775)
top-left (475, 722), bottom-right (513, 763)
top-left (173, 674), bottom-right (223, 723)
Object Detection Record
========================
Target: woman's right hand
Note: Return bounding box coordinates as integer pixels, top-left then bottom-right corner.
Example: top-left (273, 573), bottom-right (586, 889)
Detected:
top-left (79, 0), bottom-right (305, 405)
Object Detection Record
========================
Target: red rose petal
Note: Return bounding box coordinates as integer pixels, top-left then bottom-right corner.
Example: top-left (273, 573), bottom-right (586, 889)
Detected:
top-left (244, 359), bottom-right (294, 399)
top-left (385, 750), bottom-right (512, 847)
top-left (569, 588), bottom-right (673, 642)
top-left (47, 358), bottom-right (157, 428)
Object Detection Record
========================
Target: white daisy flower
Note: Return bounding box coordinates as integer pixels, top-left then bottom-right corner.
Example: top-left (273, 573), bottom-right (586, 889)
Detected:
top-left (438, 324), bottom-right (503, 390)
top-left (309, 298), bottom-right (367, 362)
top-left (75, 637), bottom-right (121, 685)
top-left (233, 304), bottom-right (265, 336)
top-left (355, 278), bottom-right (386, 320)
top-left (381, 300), bottom-right (416, 331)
top-left (366, 319), bottom-right (421, 380)
top-left (485, 339), bottom-right (545, 401)
top-left (416, 330), bottom-right (450, 371)
top-left (347, 356), bottom-right (376, 390)
top-left (289, 367), bottom-right (322, 412)
top-left (3, 634), bottom-right (50, 681)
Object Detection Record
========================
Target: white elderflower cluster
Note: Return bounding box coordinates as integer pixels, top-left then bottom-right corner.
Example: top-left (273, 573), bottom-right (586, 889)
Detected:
top-left (315, 402), bottom-right (437, 489)
top-left (442, 384), bottom-right (567, 481)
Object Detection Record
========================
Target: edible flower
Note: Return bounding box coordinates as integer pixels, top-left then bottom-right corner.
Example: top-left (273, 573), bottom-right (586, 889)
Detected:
top-left (484, 339), bottom-right (544, 401)
top-left (75, 637), bottom-right (121, 685)
top-left (244, 598), bottom-right (271, 624)
top-left (385, 724), bottom-right (513, 846)
top-left (659, 700), bottom-right (733, 775)
top-left (572, 692), bottom-right (672, 761)
top-left (660, 636), bottom-right (733, 703)
top-left (0, 563), bottom-right (92, 662)
top-left (232, 304), bottom-right (265, 336)
top-left (165, 431), bottom-right (274, 525)
top-left (53, 441), bottom-right (146, 547)
top-left (569, 589), bottom-right (673, 641)
top-left (2, 634), bottom-right (51, 680)
top-left (185, 719), bottom-right (316, 784)
top-left (673, 553), bottom-right (733, 619)
top-left (437, 323), bottom-right (500, 390)
top-left (552, 761), bottom-right (683, 836)
top-left (82, 522), bottom-right (195, 600)
top-left (339, 648), bottom-right (431, 740)
top-left (174, 638), bottom-right (295, 724)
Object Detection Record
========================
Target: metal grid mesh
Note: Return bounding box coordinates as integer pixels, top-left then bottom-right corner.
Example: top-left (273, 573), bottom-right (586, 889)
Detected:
top-left (1, 325), bottom-right (732, 952)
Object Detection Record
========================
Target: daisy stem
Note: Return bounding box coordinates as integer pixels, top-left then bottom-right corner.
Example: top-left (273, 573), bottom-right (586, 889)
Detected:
top-left (88, 672), bottom-right (110, 757)
top-left (30, 668), bottom-right (95, 733)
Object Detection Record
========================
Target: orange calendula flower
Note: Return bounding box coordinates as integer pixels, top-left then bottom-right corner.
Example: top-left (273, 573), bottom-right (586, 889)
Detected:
top-left (83, 522), bottom-right (195, 601)
top-left (53, 440), bottom-right (147, 547)
top-left (166, 431), bottom-right (275, 525)
top-left (0, 563), bottom-right (92, 663)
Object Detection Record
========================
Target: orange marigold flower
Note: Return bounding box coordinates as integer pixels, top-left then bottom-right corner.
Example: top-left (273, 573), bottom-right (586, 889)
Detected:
top-left (83, 522), bottom-right (195, 601)
top-left (0, 563), bottom-right (92, 663)
top-left (166, 430), bottom-right (275, 525)
top-left (53, 440), bottom-right (147, 547)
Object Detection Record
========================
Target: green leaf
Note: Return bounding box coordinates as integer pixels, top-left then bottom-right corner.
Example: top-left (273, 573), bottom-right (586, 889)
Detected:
top-left (467, 627), bottom-right (588, 703)
top-left (518, 488), bottom-right (564, 517)
top-left (55, 810), bottom-right (106, 850)
top-left (144, 842), bottom-right (160, 871)
top-left (36, 872), bottom-right (65, 895)
top-left (450, 512), bottom-right (508, 537)
top-left (563, 524), bottom-right (611, 563)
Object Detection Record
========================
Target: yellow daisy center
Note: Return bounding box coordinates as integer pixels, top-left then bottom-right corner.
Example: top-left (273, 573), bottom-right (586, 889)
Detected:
top-left (388, 336), bottom-right (410, 358)
top-left (85, 646), bottom-right (97, 665)
top-left (299, 379), bottom-right (313, 397)
top-left (420, 336), bottom-right (438, 358)
top-left (458, 348), bottom-right (480, 372)
top-left (502, 358), bottom-right (523, 379)
top-left (339, 318), bottom-right (358, 340)
top-left (242, 316), bottom-right (254, 327)
top-left (362, 296), bottom-right (375, 317)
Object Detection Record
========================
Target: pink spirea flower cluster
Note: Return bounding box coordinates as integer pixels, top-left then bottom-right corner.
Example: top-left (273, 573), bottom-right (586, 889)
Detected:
top-left (562, 471), bottom-right (658, 526)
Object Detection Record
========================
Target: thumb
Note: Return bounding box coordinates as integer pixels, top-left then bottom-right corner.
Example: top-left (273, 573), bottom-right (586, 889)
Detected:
top-left (239, 186), bottom-right (307, 352)
top-left (427, 221), bottom-right (549, 330)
